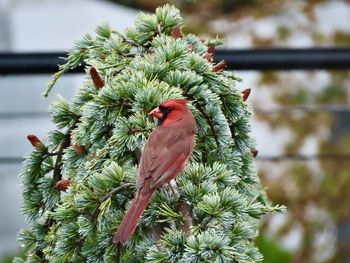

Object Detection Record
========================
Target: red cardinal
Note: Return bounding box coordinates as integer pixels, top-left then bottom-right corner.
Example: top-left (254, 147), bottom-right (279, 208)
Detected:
top-left (113, 99), bottom-right (197, 244)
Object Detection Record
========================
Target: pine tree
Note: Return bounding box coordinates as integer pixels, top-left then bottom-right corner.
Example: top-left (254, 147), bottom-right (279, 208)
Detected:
top-left (16, 5), bottom-right (283, 263)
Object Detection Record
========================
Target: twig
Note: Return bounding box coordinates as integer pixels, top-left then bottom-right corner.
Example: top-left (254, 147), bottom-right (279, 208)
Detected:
top-left (191, 99), bottom-right (220, 148)
top-left (128, 127), bottom-right (152, 135)
top-left (52, 120), bottom-right (78, 182)
top-left (177, 202), bottom-right (194, 234)
top-left (229, 124), bottom-right (235, 141)
top-left (44, 119), bottom-right (78, 231)
top-left (157, 24), bottom-right (163, 36)
top-left (200, 136), bottom-right (208, 163)
top-left (104, 183), bottom-right (133, 201)
top-left (43, 152), bottom-right (59, 159)
top-left (47, 152), bottom-right (59, 156)
top-left (91, 183), bottom-right (133, 221)
top-left (184, 91), bottom-right (220, 148)
top-left (199, 215), bottom-right (214, 229)
top-left (105, 124), bottom-right (113, 140)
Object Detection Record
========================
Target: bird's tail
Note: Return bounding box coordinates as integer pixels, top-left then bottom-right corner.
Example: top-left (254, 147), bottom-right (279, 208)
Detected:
top-left (113, 189), bottom-right (154, 244)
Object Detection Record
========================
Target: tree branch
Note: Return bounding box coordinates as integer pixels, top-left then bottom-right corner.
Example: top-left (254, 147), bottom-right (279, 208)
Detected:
top-left (199, 215), bottom-right (214, 229)
top-left (45, 119), bottom-right (78, 230)
top-left (197, 105), bottom-right (219, 147)
top-left (91, 183), bottom-right (133, 221)
top-left (177, 202), bottom-right (194, 234)
top-left (52, 120), bottom-right (78, 182)
top-left (187, 96), bottom-right (220, 148)
top-left (157, 24), bottom-right (163, 36)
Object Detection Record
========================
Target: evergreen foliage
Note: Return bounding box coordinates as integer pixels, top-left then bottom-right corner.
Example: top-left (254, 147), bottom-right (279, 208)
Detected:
top-left (17, 5), bottom-right (283, 262)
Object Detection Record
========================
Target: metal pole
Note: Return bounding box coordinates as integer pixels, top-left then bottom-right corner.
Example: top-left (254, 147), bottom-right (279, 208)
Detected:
top-left (0, 48), bottom-right (350, 74)
top-left (215, 48), bottom-right (350, 70)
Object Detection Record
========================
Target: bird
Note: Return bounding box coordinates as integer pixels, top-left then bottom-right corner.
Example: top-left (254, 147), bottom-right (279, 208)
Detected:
top-left (113, 99), bottom-right (197, 244)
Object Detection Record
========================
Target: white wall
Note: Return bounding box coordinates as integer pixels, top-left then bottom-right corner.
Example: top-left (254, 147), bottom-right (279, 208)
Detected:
top-left (0, 0), bottom-right (137, 258)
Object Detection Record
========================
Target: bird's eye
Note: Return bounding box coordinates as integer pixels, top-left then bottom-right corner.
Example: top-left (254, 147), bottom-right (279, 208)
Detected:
top-left (159, 105), bottom-right (172, 113)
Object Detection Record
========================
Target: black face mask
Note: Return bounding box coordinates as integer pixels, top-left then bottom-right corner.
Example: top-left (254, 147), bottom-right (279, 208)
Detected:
top-left (157, 105), bottom-right (172, 126)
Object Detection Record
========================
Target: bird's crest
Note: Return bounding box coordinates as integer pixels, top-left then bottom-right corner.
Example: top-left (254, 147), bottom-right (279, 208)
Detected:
top-left (160, 99), bottom-right (189, 109)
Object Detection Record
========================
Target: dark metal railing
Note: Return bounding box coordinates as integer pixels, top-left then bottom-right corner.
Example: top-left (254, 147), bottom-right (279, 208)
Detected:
top-left (1, 48), bottom-right (350, 163)
top-left (1, 48), bottom-right (350, 74)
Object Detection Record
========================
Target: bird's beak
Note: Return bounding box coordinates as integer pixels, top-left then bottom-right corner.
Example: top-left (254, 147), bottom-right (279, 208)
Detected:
top-left (149, 107), bottom-right (163, 119)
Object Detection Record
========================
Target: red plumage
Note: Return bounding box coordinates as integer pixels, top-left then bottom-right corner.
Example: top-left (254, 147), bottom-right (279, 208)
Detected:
top-left (113, 99), bottom-right (197, 244)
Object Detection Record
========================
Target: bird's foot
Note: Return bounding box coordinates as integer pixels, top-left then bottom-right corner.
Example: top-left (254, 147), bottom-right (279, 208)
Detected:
top-left (167, 179), bottom-right (179, 197)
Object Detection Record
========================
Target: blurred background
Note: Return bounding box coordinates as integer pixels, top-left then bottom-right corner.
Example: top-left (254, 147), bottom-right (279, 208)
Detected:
top-left (0, 0), bottom-right (349, 262)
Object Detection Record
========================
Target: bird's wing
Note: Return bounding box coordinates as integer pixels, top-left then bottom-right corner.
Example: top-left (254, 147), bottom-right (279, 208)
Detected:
top-left (137, 126), bottom-right (194, 190)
